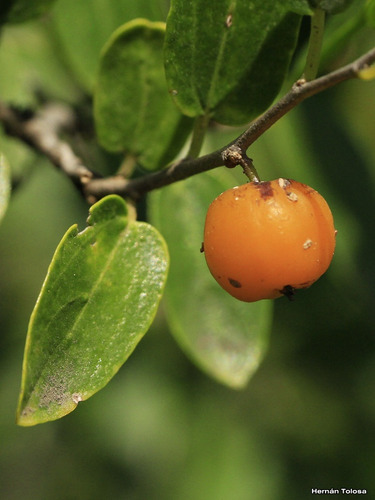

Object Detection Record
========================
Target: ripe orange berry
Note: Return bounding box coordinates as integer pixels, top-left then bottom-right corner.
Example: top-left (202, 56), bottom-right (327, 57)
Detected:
top-left (203, 178), bottom-right (336, 302)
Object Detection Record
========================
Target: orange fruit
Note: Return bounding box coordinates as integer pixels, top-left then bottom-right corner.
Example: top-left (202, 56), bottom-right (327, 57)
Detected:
top-left (203, 178), bottom-right (336, 302)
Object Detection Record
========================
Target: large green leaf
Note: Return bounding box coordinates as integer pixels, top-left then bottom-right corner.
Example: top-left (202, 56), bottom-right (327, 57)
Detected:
top-left (0, 153), bottom-right (11, 223)
top-left (17, 195), bottom-right (169, 426)
top-left (94, 18), bottom-right (192, 171)
top-left (5, 0), bottom-right (57, 23)
top-left (213, 12), bottom-right (302, 125)
top-left (285, 0), bottom-right (355, 14)
top-left (310, 0), bottom-right (356, 13)
top-left (284, 0), bottom-right (314, 14)
top-left (366, 0), bottom-right (375, 27)
top-left (0, 21), bottom-right (81, 106)
top-left (150, 170), bottom-right (272, 389)
top-left (164, 0), bottom-right (301, 125)
top-left (51, 0), bottom-right (170, 90)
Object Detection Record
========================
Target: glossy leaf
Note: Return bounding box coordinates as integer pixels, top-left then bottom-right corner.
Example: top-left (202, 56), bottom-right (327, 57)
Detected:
top-left (149, 170), bottom-right (272, 389)
top-left (94, 19), bottom-right (192, 171)
top-left (0, 153), bottom-right (11, 223)
top-left (17, 195), bottom-right (169, 426)
top-left (164, 0), bottom-right (301, 125)
top-left (51, 0), bottom-right (170, 90)
top-left (5, 0), bottom-right (57, 23)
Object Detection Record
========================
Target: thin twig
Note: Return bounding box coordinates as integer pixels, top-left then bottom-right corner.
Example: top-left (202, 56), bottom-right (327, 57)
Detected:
top-left (0, 102), bottom-right (95, 188)
top-left (1, 47), bottom-right (375, 202)
top-left (85, 151), bottom-right (224, 201)
top-left (234, 46), bottom-right (375, 152)
top-left (86, 46), bottom-right (375, 200)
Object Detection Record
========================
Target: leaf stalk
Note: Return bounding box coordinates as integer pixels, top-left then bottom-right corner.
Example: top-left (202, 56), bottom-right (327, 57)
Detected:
top-left (187, 113), bottom-right (211, 159)
top-left (303, 8), bottom-right (326, 81)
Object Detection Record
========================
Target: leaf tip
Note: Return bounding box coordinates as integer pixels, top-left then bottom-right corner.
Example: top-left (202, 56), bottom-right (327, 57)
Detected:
top-left (16, 391), bottom-right (85, 427)
top-left (87, 194), bottom-right (128, 226)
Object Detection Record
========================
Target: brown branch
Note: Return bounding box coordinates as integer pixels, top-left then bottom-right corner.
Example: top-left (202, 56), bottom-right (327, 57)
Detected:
top-left (234, 46), bottom-right (375, 151)
top-left (85, 151), bottom-right (224, 201)
top-left (1, 47), bottom-right (375, 202)
top-left (85, 46), bottom-right (375, 200)
top-left (0, 102), bottom-right (95, 188)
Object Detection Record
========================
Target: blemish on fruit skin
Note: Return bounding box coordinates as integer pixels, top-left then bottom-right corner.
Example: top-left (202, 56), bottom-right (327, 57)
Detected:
top-left (228, 278), bottom-right (242, 288)
top-left (255, 181), bottom-right (273, 199)
top-left (204, 178), bottom-right (335, 303)
top-left (278, 178), bottom-right (291, 189)
top-left (280, 284), bottom-right (295, 301)
top-left (200, 242), bottom-right (204, 253)
top-left (279, 178), bottom-right (299, 201)
top-left (225, 14), bottom-right (233, 27)
top-left (286, 192), bottom-right (298, 202)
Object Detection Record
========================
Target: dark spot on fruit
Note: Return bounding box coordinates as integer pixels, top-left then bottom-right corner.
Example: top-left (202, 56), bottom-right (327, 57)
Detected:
top-left (228, 278), bottom-right (242, 288)
top-left (255, 181), bottom-right (273, 199)
top-left (200, 242), bottom-right (204, 253)
top-left (280, 284), bottom-right (296, 301)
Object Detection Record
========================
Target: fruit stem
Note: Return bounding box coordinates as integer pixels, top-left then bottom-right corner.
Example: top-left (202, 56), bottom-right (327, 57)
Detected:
top-left (187, 113), bottom-right (210, 159)
top-left (303, 8), bottom-right (326, 81)
top-left (241, 155), bottom-right (260, 183)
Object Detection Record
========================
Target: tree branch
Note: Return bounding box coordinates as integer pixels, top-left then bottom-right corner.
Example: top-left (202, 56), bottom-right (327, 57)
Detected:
top-left (0, 102), bottom-right (96, 188)
top-left (234, 46), bottom-right (375, 151)
top-left (86, 46), bottom-right (375, 200)
top-left (1, 47), bottom-right (375, 202)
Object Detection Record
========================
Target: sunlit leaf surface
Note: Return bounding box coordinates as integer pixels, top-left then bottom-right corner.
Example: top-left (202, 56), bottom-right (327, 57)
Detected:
top-left (17, 195), bottom-right (169, 426)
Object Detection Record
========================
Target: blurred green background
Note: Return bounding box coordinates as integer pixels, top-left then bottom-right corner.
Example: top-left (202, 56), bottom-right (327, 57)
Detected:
top-left (1, 1), bottom-right (375, 499)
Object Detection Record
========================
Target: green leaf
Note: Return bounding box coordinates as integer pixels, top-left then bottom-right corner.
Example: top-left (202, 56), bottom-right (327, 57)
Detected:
top-left (17, 195), bottom-right (169, 426)
top-left (5, 0), bottom-right (57, 23)
top-left (94, 19), bottom-right (193, 171)
top-left (213, 12), bottom-right (302, 125)
top-left (0, 153), bottom-right (11, 223)
top-left (51, 0), bottom-right (170, 90)
top-left (0, 21), bottom-right (81, 107)
top-left (284, 0), bottom-right (314, 15)
top-left (149, 170), bottom-right (272, 389)
top-left (365, 0), bottom-right (375, 27)
top-left (164, 0), bottom-right (301, 125)
top-left (318, 0), bottom-right (367, 71)
top-left (285, 0), bottom-right (356, 14)
top-left (310, 0), bottom-right (356, 13)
